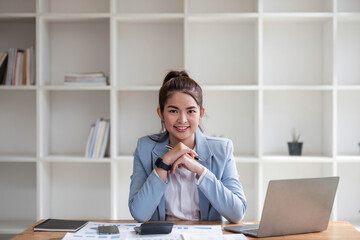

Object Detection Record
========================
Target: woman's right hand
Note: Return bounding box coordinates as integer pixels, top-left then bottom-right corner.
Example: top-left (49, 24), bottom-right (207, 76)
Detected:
top-left (162, 142), bottom-right (198, 166)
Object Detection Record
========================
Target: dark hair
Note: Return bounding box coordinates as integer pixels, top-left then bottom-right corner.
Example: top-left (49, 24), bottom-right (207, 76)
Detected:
top-left (150, 70), bottom-right (204, 141)
top-left (159, 70), bottom-right (203, 114)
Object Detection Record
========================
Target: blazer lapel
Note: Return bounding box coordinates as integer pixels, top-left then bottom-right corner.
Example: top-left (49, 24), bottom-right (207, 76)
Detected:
top-left (151, 132), bottom-right (169, 221)
top-left (195, 129), bottom-right (213, 221)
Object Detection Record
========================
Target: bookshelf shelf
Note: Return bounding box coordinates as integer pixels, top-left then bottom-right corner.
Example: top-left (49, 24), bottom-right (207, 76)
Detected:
top-left (0, 155), bottom-right (36, 162)
top-left (0, 86), bottom-right (37, 90)
top-left (262, 156), bottom-right (334, 163)
top-left (1, 0), bottom-right (360, 235)
top-left (41, 155), bottom-right (112, 163)
top-left (42, 85), bottom-right (112, 91)
top-left (262, 85), bottom-right (334, 90)
top-left (40, 13), bottom-right (112, 20)
top-left (337, 156), bottom-right (360, 163)
top-left (0, 13), bottom-right (36, 18)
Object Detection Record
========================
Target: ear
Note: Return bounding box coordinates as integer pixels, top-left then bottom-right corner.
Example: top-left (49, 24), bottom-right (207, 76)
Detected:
top-left (157, 106), bottom-right (164, 121)
top-left (200, 107), bottom-right (205, 119)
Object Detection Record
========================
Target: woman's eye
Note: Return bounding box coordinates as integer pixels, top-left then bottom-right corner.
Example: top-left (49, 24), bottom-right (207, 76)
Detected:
top-left (169, 110), bottom-right (177, 113)
top-left (188, 110), bottom-right (196, 114)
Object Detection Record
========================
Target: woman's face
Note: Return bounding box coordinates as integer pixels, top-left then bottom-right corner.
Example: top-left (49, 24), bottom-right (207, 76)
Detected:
top-left (157, 91), bottom-right (205, 147)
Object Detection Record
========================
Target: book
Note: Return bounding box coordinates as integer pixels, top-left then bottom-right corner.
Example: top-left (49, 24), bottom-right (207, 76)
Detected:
top-left (85, 124), bottom-right (95, 158)
top-left (22, 49), bottom-right (27, 85)
top-left (0, 52), bottom-right (8, 85)
top-left (100, 120), bottom-right (110, 158)
top-left (88, 118), bottom-right (102, 158)
top-left (5, 48), bottom-right (15, 85)
top-left (26, 48), bottom-right (31, 85)
top-left (13, 49), bottom-right (24, 85)
top-left (16, 51), bottom-right (24, 85)
top-left (33, 219), bottom-right (88, 232)
top-left (30, 46), bottom-right (35, 85)
top-left (94, 120), bottom-right (107, 158)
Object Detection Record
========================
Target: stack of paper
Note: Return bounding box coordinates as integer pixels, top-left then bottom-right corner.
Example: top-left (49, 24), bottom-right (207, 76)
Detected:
top-left (64, 72), bottom-right (108, 86)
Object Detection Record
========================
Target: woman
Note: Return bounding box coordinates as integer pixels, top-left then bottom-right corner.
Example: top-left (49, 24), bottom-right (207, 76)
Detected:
top-left (128, 70), bottom-right (247, 223)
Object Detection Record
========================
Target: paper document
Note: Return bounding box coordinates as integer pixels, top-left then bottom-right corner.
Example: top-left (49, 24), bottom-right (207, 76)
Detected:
top-left (63, 232), bottom-right (182, 240)
top-left (182, 233), bottom-right (248, 240)
top-left (171, 225), bottom-right (222, 235)
top-left (62, 222), bottom-right (224, 240)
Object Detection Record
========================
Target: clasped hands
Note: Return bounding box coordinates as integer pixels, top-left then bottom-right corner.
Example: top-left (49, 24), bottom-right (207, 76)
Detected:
top-left (162, 142), bottom-right (205, 177)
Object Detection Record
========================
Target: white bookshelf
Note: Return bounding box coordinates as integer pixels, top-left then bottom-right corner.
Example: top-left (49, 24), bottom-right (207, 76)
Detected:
top-left (1, 0), bottom-right (360, 235)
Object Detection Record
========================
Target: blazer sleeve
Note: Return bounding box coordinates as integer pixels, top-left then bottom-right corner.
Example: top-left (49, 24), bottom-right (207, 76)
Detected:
top-left (128, 139), bottom-right (167, 222)
top-left (197, 140), bottom-right (247, 223)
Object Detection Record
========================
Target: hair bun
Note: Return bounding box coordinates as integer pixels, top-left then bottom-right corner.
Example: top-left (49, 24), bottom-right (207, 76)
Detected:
top-left (163, 70), bottom-right (189, 85)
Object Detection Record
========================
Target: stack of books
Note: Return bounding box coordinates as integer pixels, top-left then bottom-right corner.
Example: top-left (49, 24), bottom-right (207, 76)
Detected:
top-left (64, 72), bottom-right (108, 86)
top-left (0, 47), bottom-right (35, 85)
top-left (85, 118), bottom-right (110, 158)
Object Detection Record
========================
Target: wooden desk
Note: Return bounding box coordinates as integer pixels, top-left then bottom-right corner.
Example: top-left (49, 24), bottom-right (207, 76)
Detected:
top-left (12, 220), bottom-right (360, 240)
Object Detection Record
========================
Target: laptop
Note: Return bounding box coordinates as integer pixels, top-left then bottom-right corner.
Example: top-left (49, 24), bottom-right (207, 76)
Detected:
top-left (225, 176), bottom-right (339, 238)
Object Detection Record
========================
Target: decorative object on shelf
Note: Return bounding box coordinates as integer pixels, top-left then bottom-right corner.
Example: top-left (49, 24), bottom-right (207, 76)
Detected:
top-left (85, 118), bottom-right (110, 158)
top-left (288, 128), bottom-right (303, 156)
top-left (64, 72), bottom-right (108, 86)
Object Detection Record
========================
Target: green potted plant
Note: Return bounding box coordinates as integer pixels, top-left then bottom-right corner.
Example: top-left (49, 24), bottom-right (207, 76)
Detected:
top-left (288, 128), bottom-right (303, 156)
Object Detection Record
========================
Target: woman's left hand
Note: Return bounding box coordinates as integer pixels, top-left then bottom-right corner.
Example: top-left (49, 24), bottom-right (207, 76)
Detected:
top-left (171, 154), bottom-right (205, 177)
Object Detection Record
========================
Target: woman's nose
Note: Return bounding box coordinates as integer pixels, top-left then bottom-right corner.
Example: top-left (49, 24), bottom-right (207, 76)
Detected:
top-left (177, 112), bottom-right (187, 123)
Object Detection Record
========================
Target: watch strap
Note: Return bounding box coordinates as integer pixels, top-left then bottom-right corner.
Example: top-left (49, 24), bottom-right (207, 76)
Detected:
top-left (155, 157), bottom-right (172, 171)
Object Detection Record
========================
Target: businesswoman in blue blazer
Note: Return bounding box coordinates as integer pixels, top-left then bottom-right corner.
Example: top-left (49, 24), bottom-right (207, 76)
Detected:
top-left (129, 70), bottom-right (247, 223)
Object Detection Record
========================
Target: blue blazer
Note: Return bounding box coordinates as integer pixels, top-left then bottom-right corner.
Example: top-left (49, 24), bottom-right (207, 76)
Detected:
top-left (128, 129), bottom-right (247, 223)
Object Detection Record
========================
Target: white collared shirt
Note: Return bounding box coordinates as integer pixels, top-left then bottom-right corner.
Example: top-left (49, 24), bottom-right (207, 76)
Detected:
top-left (164, 166), bottom-right (208, 221)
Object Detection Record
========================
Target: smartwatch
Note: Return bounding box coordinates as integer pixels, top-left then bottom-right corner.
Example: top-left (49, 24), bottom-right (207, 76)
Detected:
top-left (155, 157), bottom-right (172, 171)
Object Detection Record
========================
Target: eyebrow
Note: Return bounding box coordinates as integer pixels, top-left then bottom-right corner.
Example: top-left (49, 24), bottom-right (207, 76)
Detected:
top-left (167, 105), bottom-right (197, 110)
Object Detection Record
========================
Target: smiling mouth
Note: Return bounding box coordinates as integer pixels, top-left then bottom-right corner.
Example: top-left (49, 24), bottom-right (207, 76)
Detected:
top-left (175, 126), bottom-right (190, 132)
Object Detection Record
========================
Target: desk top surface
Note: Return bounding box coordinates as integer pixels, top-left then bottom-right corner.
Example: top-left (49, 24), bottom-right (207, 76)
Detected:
top-left (12, 220), bottom-right (360, 240)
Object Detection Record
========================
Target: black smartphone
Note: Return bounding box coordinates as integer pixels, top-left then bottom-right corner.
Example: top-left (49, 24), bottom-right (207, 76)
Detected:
top-left (98, 225), bottom-right (119, 234)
